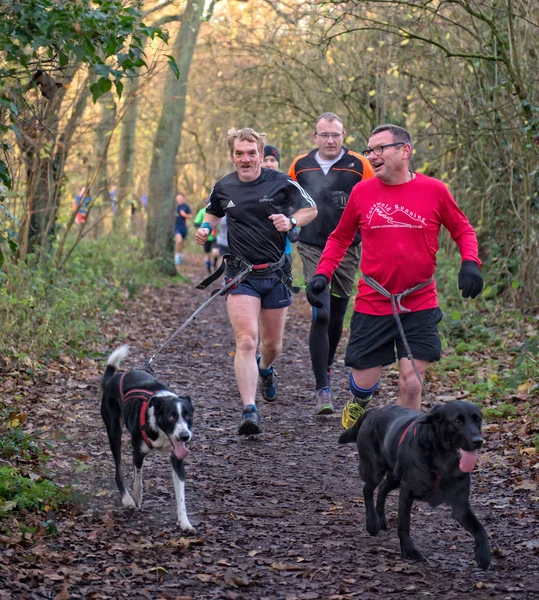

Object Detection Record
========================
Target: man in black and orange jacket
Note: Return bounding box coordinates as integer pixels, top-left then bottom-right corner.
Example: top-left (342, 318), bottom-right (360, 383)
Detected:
top-left (288, 112), bottom-right (374, 416)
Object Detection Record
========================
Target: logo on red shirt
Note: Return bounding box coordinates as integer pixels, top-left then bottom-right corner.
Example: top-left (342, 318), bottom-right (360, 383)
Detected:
top-left (367, 202), bottom-right (427, 229)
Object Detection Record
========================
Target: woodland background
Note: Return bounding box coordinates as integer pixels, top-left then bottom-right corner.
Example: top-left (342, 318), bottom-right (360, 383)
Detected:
top-left (1, 0), bottom-right (537, 294)
top-left (0, 0), bottom-right (538, 539)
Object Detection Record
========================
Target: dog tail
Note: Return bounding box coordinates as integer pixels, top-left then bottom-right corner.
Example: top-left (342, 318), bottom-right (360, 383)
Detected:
top-left (103, 345), bottom-right (129, 387)
top-left (338, 411), bottom-right (368, 444)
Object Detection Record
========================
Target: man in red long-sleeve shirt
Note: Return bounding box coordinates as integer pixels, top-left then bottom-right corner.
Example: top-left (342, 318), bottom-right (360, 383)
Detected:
top-left (306, 124), bottom-right (484, 424)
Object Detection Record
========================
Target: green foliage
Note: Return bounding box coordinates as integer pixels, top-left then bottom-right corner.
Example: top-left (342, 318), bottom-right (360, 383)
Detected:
top-left (533, 433), bottom-right (539, 452)
top-left (482, 403), bottom-right (518, 421)
top-left (0, 234), bottom-right (166, 362)
top-left (0, 233), bottom-right (167, 522)
top-left (0, 424), bottom-right (51, 464)
top-left (511, 337), bottom-right (539, 382)
top-left (435, 250), bottom-right (500, 346)
top-left (0, 466), bottom-right (78, 512)
top-left (0, 0), bottom-right (177, 204)
top-left (0, 0), bottom-right (169, 82)
top-left (0, 410), bottom-right (81, 515)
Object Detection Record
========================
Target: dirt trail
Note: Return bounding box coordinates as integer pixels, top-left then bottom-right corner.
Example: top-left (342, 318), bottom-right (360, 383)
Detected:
top-left (1, 253), bottom-right (538, 599)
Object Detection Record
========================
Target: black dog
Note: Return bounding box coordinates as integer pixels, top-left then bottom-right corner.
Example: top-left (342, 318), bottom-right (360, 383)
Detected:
top-left (101, 345), bottom-right (195, 531)
top-left (339, 400), bottom-right (490, 569)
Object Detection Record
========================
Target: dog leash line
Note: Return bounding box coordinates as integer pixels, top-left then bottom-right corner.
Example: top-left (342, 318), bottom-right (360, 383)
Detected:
top-left (145, 264), bottom-right (252, 368)
top-left (362, 275), bottom-right (434, 408)
top-left (389, 295), bottom-right (433, 408)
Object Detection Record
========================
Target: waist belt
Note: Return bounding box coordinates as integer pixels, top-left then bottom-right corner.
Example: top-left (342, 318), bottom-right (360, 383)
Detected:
top-left (197, 254), bottom-right (300, 293)
top-left (362, 275), bottom-right (434, 313)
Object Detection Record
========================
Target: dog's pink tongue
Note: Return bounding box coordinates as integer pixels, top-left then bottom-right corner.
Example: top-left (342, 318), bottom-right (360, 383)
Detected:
top-left (458, 449), bottom-right (478, 472)
top-left (169, 437), bottom-right (190, 461)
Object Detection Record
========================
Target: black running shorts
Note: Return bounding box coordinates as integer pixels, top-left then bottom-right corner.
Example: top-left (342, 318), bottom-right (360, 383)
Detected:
top-left (345, 308), bottom-right (443, 369)
top-left (226, 277), bottom-right (291, 309)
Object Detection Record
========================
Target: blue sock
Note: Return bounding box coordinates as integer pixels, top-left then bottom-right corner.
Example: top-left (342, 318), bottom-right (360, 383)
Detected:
top-left (349, 373), bottom-right (380, 399)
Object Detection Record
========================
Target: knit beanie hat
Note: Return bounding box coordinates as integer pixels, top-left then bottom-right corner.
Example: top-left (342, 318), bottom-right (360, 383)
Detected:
top-left (264, 145), bottom-right (280, 165)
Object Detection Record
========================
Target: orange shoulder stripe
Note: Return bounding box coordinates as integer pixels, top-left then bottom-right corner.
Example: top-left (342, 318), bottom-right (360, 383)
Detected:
top-left (288, 153), bottom-right (309, 180)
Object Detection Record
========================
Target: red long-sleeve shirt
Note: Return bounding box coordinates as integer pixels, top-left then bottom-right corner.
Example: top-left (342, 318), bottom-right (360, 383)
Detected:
top-left (316, 173), bottom-right (481, 315)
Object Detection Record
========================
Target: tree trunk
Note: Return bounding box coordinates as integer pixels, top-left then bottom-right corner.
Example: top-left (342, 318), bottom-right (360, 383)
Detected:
top-left (93, 91), bottom-right (117, 236)
top-left (116, 76), bottom-right (139, 232)
top-left (19, 67), bottom-right (86, 260)
top-left (146, 0), bottom-right (205, 270)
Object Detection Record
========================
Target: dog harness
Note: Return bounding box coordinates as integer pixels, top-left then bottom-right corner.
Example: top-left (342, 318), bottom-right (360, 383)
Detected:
top-left (398, 420), bottom-right (442, 494)
top-left (398, 420), bottom-right (417, 446)
top-left (119, 372), bottom-right (154, 449)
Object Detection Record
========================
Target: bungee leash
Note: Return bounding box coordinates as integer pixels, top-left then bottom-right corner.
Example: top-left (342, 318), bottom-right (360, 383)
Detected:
top-left (143, 261), bottom-right (252, 369)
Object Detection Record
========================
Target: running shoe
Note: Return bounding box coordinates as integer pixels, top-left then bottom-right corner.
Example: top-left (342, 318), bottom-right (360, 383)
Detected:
top-left (257, 355), bottom-right (278, 402)
top-left (238, 404), bottom-right (261, 435)
top-left (341, 396), bottom-right (372, 429)
top-left (314, 387), bottom-right (334, 415)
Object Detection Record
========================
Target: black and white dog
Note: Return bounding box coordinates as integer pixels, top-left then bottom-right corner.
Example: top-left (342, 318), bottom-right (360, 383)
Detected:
top-left (100, 345), bottom-right (194, 531)
top-left (339, 401), bottom-right (490, 569)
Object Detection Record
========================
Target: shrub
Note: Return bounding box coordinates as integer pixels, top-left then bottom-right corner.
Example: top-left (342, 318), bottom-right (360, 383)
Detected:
top-left (0, 234), bottom-right (170, 363)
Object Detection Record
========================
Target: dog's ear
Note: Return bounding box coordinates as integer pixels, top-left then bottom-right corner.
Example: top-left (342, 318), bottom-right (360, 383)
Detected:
top-left (150, 395), bottom-right (164, 412)
top-left (183, 395), bottom-right (194, 413)
top-left (418, 404), bottom-right (443, 425)
top-left (416, 404), bottom-right (444, 449)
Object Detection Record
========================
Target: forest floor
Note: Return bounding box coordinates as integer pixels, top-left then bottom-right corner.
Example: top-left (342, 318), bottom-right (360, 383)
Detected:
top-left (1, 253), bottom-right (538, 599)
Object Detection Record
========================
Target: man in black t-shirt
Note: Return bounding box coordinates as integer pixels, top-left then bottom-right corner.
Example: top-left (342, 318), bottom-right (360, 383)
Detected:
top-left (195, 128), bottom-right (317, 436)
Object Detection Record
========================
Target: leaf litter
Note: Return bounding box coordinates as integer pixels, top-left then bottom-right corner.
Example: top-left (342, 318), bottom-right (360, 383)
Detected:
top-left (0, 253), bottom-right (538, 599)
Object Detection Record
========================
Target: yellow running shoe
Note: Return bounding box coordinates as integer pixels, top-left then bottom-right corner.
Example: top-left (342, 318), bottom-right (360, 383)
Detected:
top-left (341, 396), bottom-right (372, 429)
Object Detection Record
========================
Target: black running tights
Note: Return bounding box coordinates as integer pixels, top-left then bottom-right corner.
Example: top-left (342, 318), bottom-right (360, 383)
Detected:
top-left (309, 288), bottom-right (350, 390)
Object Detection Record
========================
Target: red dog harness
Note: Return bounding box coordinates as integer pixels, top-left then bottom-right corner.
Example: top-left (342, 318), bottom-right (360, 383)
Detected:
top-left (119, 373), bottom-right (154, 449)
top-left (398, 419), bottom-right (442, 494)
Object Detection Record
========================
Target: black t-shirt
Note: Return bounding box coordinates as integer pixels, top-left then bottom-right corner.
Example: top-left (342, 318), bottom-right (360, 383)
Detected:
top-left (206, 168), bottom-right (315, 276)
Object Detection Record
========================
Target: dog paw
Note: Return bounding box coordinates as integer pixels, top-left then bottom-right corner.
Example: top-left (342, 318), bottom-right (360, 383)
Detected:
top-left (475, 546), bottom-right (491, 570)
top-left (378, 514), bottom-right (388, 530)
top-left (401, 545), bottom-right (423, 561)
top-left (122, 493), bottom-right (136, 508)
top-left (178, 520), bottom-right (196, 534)
top-left (366, 514), bottom-right (381, 536)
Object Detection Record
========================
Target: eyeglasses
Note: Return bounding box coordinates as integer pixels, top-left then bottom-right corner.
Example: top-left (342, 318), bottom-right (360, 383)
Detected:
top-left (315, 132), bottom-right (344, 139)
top-left (362, 142), bottom-right (405, 157)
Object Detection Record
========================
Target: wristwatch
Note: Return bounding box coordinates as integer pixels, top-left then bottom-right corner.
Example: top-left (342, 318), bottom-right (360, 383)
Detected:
top-left (289, 216), bottom-right (298, 230)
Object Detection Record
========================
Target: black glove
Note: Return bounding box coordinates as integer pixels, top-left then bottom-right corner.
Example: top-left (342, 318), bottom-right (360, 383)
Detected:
top-left (458, 261), bottom-right (484, 299)
top-left (305, 274), bottom-right (329, 308)
top-left (330, 191), bottom-right (349, 210)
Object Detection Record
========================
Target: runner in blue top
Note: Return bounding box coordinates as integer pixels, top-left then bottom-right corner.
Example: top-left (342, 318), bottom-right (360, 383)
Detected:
top-left (174, 192), bottom-right (191, 269)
